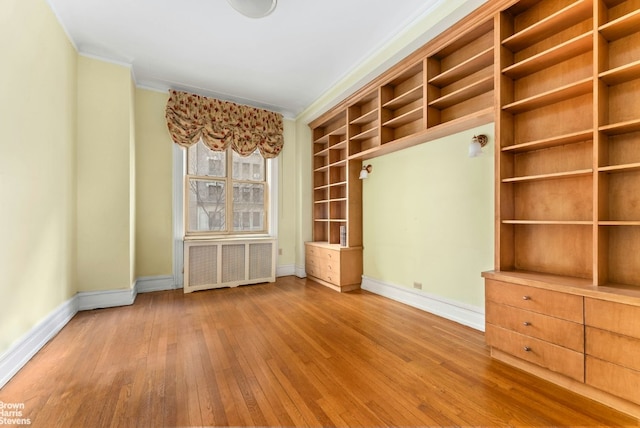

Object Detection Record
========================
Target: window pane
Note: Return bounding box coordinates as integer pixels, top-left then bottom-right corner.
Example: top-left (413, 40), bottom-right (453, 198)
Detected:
top-left (233, 183), bottom-right (265, 231)
top-left (187, 140), bottom-right (226, 177)
top-left (232, 150), bottom-right (264, 181)
top-left (187, 178), bottom-right (226, 232)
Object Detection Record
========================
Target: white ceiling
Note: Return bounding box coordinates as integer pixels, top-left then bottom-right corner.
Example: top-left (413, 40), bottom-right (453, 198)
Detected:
top-left (46, 0), bottom-right (482, 118)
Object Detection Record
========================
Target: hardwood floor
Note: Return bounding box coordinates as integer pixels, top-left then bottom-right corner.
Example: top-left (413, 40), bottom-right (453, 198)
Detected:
top-left (1, 276), bottom-right (638, 427)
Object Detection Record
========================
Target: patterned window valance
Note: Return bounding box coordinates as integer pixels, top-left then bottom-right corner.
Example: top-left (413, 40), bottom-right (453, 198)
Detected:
top-left (165, 90), bottom-right (284, 158)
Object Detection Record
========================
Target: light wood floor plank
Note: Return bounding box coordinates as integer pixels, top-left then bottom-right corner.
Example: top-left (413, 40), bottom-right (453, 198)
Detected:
top-left (1, 276), bottom-right (638, 427)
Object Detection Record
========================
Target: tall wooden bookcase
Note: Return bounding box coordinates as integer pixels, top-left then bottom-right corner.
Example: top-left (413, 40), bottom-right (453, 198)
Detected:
top-left (306, 10), bottom-right (497, 292)
top-left (484, 0), bottom-right (640, 417)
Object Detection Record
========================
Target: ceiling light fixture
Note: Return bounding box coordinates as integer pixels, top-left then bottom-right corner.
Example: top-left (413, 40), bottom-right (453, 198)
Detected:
top-left (227, 0), bottom-right (277, 18)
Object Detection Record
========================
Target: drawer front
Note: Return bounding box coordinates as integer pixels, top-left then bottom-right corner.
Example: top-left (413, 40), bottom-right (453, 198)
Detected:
top-left (306, 261), bottom-right (321, 279)
top-left (325, 258), bottom-right (341, 280)
top-left (305, 243), bottom-right (322, 258)
top-left (306, 246), bottom-right (326, 263)
top-left (305, 248), bottom-right (321, 276)
top-left (586, 327), bottom-right (640, 372)
top-left (585, 298), bottom-right (640, 339)
top-left (586, 356), bottom-right (640, 405)
top-left (486, 301), bottom-right (583, 352)
top-left (486, 324), bottom-right (584, 382)
top-left (485, 279), bottom-right (583, 323)
top-left (305, 246), bottom-right (343, 286)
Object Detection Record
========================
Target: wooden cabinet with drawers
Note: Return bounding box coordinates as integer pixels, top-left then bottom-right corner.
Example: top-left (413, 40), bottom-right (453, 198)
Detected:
top-left (485, 279), bottom-right (584, 381)
top-left (585, 298), bottom-right (640, 405)
top-left (305, 242), bottom-right (362, 292)
top-left (483, 272), bottom-right (640, 418)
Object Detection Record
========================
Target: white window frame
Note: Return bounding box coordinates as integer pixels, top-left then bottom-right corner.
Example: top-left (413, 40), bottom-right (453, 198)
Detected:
top-left (173, 144), bottom-right (278, 288)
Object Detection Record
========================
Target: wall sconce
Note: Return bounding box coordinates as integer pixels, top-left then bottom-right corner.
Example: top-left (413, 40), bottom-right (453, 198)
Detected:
top-left (359, 164), bottom-right (372, 179)
top-left (468, 134), bottom-right (488, 157)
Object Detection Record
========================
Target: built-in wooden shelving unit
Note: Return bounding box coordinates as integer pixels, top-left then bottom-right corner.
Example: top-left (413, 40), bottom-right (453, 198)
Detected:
top-left (485, 0), bottom-right (640, 418)
top-left (308, 0), bottom-right (640, 417)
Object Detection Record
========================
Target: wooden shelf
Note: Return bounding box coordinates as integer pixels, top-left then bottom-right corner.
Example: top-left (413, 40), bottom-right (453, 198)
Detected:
top-left (599, 9), bottom-right (640, 41)
top-left (600, 60), bottom-right (640, 85)
top-left (482, 270), bottom-right (594, 290)
top-left (382, 85), bottom-right (423, 110)
top-left (502, 169), bottom-right (593, 183)
top-left (329, 140), bottom-right (347, 150)
top-left (599, 221), bottom-right (640, 226)
top-left (599, 118), bottom-right (640, 135)
top-left (382, 107), bottom-right (423, 128)
top-left (313, 124), bottom-right (347, 144)
top-left (350, 127), bottom-right (378, 141)
top-left (314, 147), bottom-right (329, 157)
top-left (502, 220), bottom-right (593, 225)
top-left (350, 109), bottom-right (378, 125)
top-left (598, 163), bottom-right (640, 174)
top-left (502, 130), bottom-right (593, 153)
top-left (502, 78), bottom-right (592, 113)
top-left (429, 47), bottom-right (493, 87)
top-left (502, 32), bottom-right (592, 79)
top-left (429, 76), bottom-right (493, 109)
top-left (502, 0), bottom-right (592, 51)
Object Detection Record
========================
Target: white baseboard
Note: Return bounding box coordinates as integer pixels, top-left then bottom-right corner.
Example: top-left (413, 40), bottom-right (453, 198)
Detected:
top-left (276, 264), bottom-right (296, 277)
top-left (0, 297), bottom-right (78, 389)
top-left (135, 275), bottom-right (176, 293)
top-left (77, 286), bottom-right (137, 311)
top-left (1, 277), bottom-right (182, 390)
top-left (361, 275), bottom-right (485, 331)
top-left (295, 265), bottom-right (306, 278)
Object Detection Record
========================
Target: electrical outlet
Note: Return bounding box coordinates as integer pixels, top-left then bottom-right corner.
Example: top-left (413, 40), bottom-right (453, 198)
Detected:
top-left (413, 282), bottom-right (422, 290)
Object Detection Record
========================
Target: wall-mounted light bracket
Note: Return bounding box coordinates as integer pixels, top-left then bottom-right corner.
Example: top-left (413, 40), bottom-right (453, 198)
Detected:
top-left (469, 134), bottom-right (489, 157)
top-left (359, 164), bottom-right (372, 179)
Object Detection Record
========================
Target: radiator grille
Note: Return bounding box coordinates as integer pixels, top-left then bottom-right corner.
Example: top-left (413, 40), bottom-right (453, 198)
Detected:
top-left (222, 244), bottom-right (245, 283)
top-left (189, 245), bottom-right (218, 286)
top-left (249, 243), bottom-right (274, 280)
top-left (184, 239), bottom-right (276, 293)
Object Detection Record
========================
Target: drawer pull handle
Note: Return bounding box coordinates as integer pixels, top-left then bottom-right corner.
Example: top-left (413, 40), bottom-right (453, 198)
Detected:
top-left (523, 321), bottom-right (531, 326)
top-left (523, 346), bottom-right (531, 352)
top-left (522, 295), bottom-right (531, 300)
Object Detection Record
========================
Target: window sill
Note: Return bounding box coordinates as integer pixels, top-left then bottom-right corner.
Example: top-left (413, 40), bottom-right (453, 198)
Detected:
top-left (184, 234), bottom-right (275, 242)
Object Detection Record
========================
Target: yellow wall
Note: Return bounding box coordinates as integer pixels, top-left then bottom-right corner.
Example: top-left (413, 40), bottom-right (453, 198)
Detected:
top-left (134, 89), bottom-right (174, 277)
top-left (76, 56), bottom-right (135, 291)
top-left (0, 0), bottom-right (78, 354)
top-left (276, 119), bottom-right (297, 267)
top-left (363, 124), bottom-right (494, 307)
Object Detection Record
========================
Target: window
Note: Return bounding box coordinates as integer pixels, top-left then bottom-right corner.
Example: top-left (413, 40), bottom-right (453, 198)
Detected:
top-left (186, 141), bottom-right (267, 235)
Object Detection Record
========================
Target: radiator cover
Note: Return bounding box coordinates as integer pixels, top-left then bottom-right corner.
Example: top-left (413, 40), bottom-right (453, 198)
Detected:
top-left (184, 238), bottom-right (277, 293)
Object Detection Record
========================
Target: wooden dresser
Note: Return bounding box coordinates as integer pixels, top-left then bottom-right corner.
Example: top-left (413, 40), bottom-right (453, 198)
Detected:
top-left (485, 279), bottom-right (585, 382)
top-left (305, 242), bottom-right (362, 292)
top-left (483, 271), bottom-right (640, 418)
